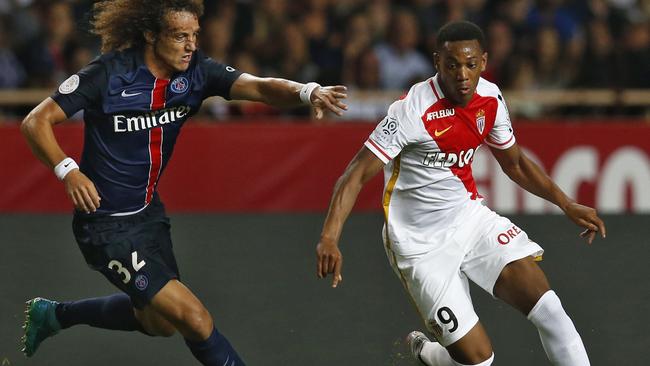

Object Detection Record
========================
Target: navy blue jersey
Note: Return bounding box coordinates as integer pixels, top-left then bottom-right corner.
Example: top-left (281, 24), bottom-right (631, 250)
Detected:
top-left (52, 48), bottom-right (242, 215)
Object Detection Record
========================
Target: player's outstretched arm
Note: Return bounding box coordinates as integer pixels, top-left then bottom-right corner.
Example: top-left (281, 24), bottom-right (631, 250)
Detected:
top-left (490, 143), bottom-right (606, 244)
top-left (317, 147), bottom-right (384, 287)
top-left (230, 73), bottom-right (348, 119)
top-left (21, 98), bottom-right (101, 213)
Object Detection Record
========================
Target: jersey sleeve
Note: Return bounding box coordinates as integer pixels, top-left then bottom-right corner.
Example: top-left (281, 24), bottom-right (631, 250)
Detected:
top-left (201, 57), bottom-right (242, 100)
top-left (51, 59), bottom-right (106, 118)
top-left (485, 93), bottom-right (516, 150)
top-left (364, 99), bottom-right (418, 164)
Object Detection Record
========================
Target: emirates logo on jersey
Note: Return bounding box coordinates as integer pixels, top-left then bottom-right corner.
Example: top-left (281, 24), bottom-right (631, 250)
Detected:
top-left (476, 109), bottom-right (486, 134)
top-left (112, 105), bottom-right (191, 132)
top-left (422, 148), bottom-right (476, 168)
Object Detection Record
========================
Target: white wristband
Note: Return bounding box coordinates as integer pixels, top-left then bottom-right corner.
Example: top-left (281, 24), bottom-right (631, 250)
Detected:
top-left (299, 82), bottom-right (321, 105)
top-left (54, 157), bottom-right (79, 180)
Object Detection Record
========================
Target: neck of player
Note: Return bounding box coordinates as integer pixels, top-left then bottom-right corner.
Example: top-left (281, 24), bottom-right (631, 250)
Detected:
top-left (144, 45), bottom-right (174, 80)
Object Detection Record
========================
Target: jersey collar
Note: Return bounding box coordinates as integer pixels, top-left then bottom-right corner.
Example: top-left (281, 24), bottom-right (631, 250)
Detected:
top-left (432, 74), bottom-right (446, 100)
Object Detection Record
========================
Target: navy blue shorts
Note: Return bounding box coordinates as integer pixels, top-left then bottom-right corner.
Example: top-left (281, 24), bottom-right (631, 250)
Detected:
top-left (72, 198), bottom-right (180, 309)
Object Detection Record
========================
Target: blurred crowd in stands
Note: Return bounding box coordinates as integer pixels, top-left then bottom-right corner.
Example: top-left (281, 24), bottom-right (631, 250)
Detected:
top-left (0, 0), bottom-right (648, 120)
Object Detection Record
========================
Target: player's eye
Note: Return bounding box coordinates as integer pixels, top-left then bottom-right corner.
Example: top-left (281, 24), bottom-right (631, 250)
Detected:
top-left (171, 32), bottom-right (199, 44)
top-left (468, 63), bottom-right (477, 69)
top-left (172, 33), bottom-right (187, 42)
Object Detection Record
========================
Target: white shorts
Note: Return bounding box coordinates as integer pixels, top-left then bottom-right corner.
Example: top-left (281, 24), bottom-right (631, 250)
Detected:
top-left (383, 200), bottom-right (543, 346)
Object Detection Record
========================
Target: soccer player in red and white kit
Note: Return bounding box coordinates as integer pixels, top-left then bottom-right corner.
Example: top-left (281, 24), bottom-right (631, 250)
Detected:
top-left (315, 21), bottom-right (605, 366)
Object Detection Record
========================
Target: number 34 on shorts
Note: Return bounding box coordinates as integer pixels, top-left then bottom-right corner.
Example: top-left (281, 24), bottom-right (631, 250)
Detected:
top-left (108, 251), bottom-right (146, 284)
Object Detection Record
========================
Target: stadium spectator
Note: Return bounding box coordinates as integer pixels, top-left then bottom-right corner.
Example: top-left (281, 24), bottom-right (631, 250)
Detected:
top-left (0, 0), bottom-right (648, 118)
top-left (17, 0), bottom-right (76, 87)
top-left (483, 19), bottom-right (516, 86)
top-left (0, 17), bottom-right (25, 89)
top-left (301, 1), bottom-right (343, 85)
top-left (201, 16), bottom-right (234, 65)
top-left (533, 26), bottom-right (570, 89)
top-left (340, 47), bottom-right (390, 120)
top-left (621, 19), bottom-right (650, 88)
top-left (575, 19), bottom-right (618, 88)
top-left (374, 8), bottom-right (433, 89)
top-left (281, 22), bottom-right (318, 83)
top-left (341, 12), bottom-right (374, 86)
top-left (366, 0), bottom-right (392, 42)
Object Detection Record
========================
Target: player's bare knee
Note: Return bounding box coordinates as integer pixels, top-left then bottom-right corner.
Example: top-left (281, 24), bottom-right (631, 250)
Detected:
top-left (494, 258), bottom-right (550, 314)
top-left (180, 305), bottom-right (213, 336)
top-left (145, 318), bottom-right (176, 337)
top-left (447, 329), bottom-right (493, 365)
top-left (471, 349), bottom-right (494, 365)
top-left (149, 317), bottom-right (176, 337)
top-left (451, 345), bottom-right (493, 365)
top-left (147, 324), bottom-right (176, 337)
top-left (136, 307), bottom-right (177, 337)
top-left (155, 323), bottom-right (176, 337)
top-left (466, 352), bottom-right (495, 365)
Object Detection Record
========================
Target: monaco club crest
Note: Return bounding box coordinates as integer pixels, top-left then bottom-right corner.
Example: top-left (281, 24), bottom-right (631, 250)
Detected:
top-left (476, 109), bottom-right (485, 134)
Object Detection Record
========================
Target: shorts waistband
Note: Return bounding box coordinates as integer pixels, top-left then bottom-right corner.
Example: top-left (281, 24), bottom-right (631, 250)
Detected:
top-left (73, 198), bottom-right (165, 224)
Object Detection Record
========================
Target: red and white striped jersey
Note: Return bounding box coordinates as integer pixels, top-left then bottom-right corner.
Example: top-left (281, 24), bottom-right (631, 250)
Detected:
top-left (365, 74), bottom-right (515, 239)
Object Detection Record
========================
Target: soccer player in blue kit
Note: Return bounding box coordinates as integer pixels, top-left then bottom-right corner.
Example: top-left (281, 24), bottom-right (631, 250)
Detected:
top-left (19, 1), bottom-right (347, 365)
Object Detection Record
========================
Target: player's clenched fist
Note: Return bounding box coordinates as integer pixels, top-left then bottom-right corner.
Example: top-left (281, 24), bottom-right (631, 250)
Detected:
top-left (316, 238), bottom-right (343, 288)
top-left (63, 169), bottom-right (101, 214)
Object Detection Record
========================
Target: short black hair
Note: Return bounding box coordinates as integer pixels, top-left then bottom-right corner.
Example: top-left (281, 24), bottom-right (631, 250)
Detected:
top-left (436, 21), bottom-right (486, 52)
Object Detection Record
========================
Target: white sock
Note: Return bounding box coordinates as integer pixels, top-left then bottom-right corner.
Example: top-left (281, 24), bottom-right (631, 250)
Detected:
top-left (420, 341), bottom-right (494, 366)
top-left (527, 290), bottom-right (590, 366)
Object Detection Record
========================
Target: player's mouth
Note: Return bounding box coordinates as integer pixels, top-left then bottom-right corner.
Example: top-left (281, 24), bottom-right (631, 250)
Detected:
top-left (458, 85), bottom-right (472, 95)
top-left (181, 54), bottom-right (192, 64)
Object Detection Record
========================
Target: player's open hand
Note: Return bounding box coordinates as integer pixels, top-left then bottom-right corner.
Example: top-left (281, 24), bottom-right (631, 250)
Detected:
top-left (316, 238), bottom-right (343, 288)
top-left (63, 169), bottom-right (101, 214)
top-left (311, 85), bottom-right (348, 119)
top-left (563, 201), bottom-right (606, 244)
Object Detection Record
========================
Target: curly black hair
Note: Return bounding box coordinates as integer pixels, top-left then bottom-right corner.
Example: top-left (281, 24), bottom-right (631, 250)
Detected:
top-left (91, 0), bottom-right (204, 52)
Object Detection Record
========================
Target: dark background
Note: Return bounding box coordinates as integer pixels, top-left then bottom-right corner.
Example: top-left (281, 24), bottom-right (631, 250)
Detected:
top-left (1, 214), bottom-right (649, 365)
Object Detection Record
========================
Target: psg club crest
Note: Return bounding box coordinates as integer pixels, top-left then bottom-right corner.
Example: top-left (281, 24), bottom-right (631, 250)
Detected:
top-left (476, 109), bottom-right (486, 134)
top-left (170, 76), bottom-right (189, 94)
top-left (134, 274), bottom-right (149, 291)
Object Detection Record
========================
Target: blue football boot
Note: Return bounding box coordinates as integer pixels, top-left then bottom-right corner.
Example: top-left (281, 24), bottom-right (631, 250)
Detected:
top-left (22, 297), bottom-right (61, 357)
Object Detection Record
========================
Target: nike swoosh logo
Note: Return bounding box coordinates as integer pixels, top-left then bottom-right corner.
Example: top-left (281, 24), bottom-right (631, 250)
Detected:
top-left (434, 125), bottom-right (452, 137)
top-left (63, 162), bottom-right (71, 168)
top-left (121, 90), bottom-right (142, 97)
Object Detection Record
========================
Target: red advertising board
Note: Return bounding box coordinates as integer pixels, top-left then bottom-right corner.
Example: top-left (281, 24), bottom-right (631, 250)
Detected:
top-left (1, 121), bottom-right (648, 213)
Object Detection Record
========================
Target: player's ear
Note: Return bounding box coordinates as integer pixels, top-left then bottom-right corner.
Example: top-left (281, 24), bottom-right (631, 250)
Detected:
top-left (144, 31), bottom-right (156, 45)
top-left (433, 52), bottom-right (440, 70)
top-left (481, 52), bottom-right (488, 72)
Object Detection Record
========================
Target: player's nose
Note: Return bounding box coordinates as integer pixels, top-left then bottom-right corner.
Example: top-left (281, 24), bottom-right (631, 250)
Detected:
top-left (456, 67), bottom-right (469, 80)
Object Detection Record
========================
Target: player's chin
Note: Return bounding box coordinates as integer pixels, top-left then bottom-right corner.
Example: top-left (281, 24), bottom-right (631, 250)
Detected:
top-left (174, 60), bottom-right (191, 72)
